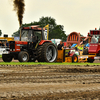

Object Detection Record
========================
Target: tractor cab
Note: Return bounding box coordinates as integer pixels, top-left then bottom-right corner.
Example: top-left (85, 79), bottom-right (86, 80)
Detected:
top-left (15, 25), bottom-right (47, 49)
top-left (21, 26), bottom-right (46, 42)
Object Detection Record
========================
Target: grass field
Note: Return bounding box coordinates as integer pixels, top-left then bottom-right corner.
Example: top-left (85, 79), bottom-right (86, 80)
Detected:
top-left (0, 55), bottom-right (2, 58)
top-left (0, 54), bottom-right (100, 65)
top-left (0, 62), bottom-right (100, 65)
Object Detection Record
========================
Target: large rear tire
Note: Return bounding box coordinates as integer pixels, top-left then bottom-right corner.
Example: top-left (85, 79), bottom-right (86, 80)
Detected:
top-left (37, 43), bottom-right (57, 62)
top-left (2, 54), bottom-right (13, 62)
top-left (18, 51), bottom-right (29, 62)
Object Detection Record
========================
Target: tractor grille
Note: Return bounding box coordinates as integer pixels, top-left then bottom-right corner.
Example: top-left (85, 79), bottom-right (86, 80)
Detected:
top-left (9, 41), bottom-right (15, 49)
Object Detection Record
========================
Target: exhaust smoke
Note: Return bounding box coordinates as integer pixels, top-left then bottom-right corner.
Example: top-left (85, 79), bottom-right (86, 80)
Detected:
top-left (13, 0), bottom-right (25, 27)
top-left (13, 0), bottom-right (25, 40)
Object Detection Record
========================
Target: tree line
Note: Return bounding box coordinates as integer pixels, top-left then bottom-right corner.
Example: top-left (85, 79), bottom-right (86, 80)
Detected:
top-left (12, 16), bottom-right (67, 41)
top-left (0, 30), bottom-right (2, 36)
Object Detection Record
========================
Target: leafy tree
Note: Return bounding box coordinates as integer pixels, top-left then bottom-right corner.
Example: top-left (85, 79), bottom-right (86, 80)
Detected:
top-left (0, 30), bottom-right (2, 36)
top-left (12, 30), bottom-right (20, 37)
top-left (49, 25), bottom-right (66, 41)
top-left (12, 16), bottom-right (67, 41)
top-left (38, 17), bottom-right (67, 41)
top-left (80, 33), bottom-right (84, 37)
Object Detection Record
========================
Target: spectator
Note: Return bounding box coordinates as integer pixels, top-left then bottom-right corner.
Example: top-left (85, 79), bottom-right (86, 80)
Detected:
top-left (0, 41), bottom-right (4, 47)
top-left (57, 41), bottom-right (64, 50)
top-left (0, 41), bottom-right (2, 47)
top-left (4, 41), bottom-right (7, 47)
top-left (6, 42), bottom-right (9, 47)
top-left (3, 41), bottom-right (9, 47)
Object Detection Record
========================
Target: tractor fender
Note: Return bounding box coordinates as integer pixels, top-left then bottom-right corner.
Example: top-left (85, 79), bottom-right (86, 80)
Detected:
top-left (39, 40), bottom-right (52, 45)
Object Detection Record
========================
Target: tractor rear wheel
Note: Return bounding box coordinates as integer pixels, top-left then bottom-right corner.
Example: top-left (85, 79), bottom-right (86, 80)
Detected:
top-left (37, 43), bottom-right (57, 62)
top-left (2, 54), bottom-right (13, 62)
top-left (18, 51), bottom-right (29, 62)
top-left (72, 54), bottom-right (78, 63)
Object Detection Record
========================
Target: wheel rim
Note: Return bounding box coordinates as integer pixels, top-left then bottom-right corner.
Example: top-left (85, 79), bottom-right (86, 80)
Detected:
top-left (22, 53), bottom-right (28, 61)
top-left (74, 56), bottom-right (77, 62)
top-left (46, 45), bottom-right (57, 62)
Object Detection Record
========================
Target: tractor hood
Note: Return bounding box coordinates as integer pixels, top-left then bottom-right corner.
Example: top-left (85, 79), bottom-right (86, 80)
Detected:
top-left (88, 44), bottom-right (98, 53)
top-left (15, 41), bottom-right (28, 45)
top-left (9, 41), bottom-right (28, 52)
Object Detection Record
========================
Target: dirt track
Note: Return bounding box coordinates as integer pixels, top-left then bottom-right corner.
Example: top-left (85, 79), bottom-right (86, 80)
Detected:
top-left (0, 63), bottom-right (100, 100)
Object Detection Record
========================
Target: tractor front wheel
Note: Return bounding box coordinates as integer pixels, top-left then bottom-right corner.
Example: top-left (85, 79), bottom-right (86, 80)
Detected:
top-left (2, 54), bottom-right (13, 62)
top-left (18, 51), bottom-right (29, 62)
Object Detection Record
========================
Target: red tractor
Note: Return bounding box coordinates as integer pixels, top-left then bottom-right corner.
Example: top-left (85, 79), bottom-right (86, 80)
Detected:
top-left (83, 29), bottom-right (100, 62)
top-left (2, 26), bottom-right (58, 62)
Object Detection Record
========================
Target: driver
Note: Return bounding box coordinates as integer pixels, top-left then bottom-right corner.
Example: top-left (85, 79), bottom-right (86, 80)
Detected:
top-left (57, 41), bottom-right (64, 50)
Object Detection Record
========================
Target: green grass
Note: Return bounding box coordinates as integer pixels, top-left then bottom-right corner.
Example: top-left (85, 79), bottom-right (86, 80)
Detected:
top-left (0, 62), bottom-right (100, 65)
top-left (0, 55), bottom-right (2, 58)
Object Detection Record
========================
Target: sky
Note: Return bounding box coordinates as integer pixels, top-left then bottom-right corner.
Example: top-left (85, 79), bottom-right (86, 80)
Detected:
top-left (0, 0), bottom-right (100, 37)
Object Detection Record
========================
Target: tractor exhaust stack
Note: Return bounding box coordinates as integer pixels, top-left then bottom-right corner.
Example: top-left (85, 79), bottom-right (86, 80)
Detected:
top-left (19, 25), bottom-right (22, 41)
top-left (20, 26), bottom-right (21, 41)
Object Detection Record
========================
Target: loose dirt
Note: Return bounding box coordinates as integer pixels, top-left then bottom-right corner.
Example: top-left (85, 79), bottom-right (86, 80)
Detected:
top-left (0, 63), bottom-right (99, 100)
